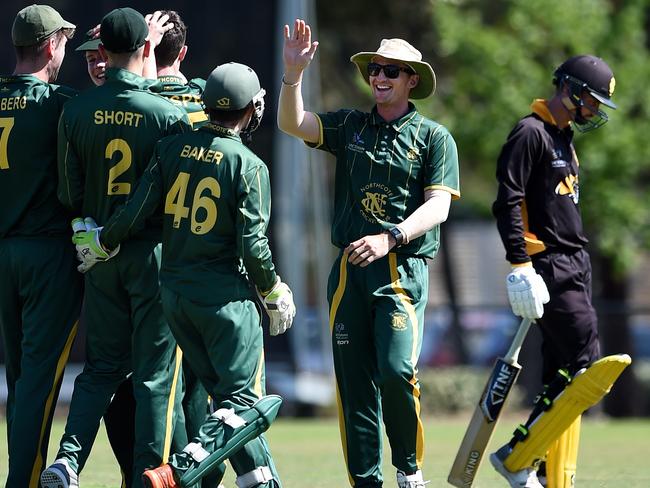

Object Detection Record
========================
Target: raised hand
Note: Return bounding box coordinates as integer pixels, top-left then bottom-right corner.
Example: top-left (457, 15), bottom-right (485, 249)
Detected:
top-left (145, 11), bottom-right (174, 48)
top-left (283, 18), bottom-right (319, 82)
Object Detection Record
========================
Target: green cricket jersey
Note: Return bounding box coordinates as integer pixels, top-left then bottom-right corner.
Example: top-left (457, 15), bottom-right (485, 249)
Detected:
top-left (101, 123), bottom-right (277, 304)
top-left (57, 68), bottom-right (191, 238)
top-left (150, 76), bottom-right (208, 128)
top-left (0, 75), bottom-right (77, 238)
top-left (310, 103), bottom-right (460, 259)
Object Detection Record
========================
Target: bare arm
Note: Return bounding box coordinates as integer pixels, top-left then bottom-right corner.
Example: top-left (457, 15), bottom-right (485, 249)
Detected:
top-left (277, 19), bottom-right (320, 143)
top-left (398, 188), bottom-right (451, 242)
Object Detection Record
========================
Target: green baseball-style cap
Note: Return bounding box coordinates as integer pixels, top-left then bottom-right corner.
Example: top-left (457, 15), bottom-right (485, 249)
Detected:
top-left (12, 4), bottom-right (75, 47)
top-left (75, 29), bottom-right (100, 52)
top-left (203, 62), bottom-right (262, 110)
top-left (100, 7), bottom-right (148, 53)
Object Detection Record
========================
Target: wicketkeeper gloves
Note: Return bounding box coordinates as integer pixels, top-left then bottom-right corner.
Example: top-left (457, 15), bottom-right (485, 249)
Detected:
top-left (258, 277), bottom-right (296, 336)
top-left (71, 217), bottom-right (120, 273)
top-left (506, 265), bottom-right (550, 319)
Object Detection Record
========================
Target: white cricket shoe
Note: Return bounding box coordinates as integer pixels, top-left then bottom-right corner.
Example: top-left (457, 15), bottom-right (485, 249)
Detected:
top-left (490, 445), bottom-right (542, 488)
top-left (40, 458), bottom-right (79, 488)
top-left (397, 469), bottom-right (429, 488)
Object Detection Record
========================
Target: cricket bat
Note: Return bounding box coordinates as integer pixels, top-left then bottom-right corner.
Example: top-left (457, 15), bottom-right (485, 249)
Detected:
top-left (447, 318), bottom-right (533, 487)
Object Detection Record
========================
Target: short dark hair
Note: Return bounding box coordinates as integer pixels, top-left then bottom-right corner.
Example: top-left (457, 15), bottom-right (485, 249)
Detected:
top-left (14, 29), bottom-right (71, 62)
top-left (154, 10), bottom-right (186, 68)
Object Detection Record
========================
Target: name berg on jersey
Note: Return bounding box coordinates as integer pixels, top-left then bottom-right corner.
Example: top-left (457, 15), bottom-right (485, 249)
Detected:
top-left (0, 96), bottom-right (27, 111)
top-left (94, 110), bottom-right (144, 127)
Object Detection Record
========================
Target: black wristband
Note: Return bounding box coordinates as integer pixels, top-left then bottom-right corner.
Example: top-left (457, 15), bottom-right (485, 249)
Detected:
top-left (388, 226), bottom-right (404, 247)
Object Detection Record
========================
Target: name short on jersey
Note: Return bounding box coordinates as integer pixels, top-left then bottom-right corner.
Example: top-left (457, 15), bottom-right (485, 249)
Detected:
top-left (94, 109), bottom-right (144, 127)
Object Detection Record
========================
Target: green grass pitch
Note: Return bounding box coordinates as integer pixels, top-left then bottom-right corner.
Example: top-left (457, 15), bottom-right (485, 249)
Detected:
top-left (2, 414), bottom-right (649, 487)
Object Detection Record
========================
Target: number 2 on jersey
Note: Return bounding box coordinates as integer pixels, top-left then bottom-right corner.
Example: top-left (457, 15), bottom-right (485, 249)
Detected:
top-left (165, 171), bottom-right (221, 235)
top-left (0, 117), bottom-right (15, 169)
top-left (106, 138), bottom-right (132, 195)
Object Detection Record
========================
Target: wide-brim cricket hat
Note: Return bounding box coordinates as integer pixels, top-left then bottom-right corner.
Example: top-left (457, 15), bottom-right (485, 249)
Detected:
top-left (350, 38), bottom-right (436, 99)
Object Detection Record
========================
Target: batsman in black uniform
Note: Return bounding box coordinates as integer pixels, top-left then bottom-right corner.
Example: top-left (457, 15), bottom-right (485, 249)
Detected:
top-left (491, 55), bottom-right (618, 488)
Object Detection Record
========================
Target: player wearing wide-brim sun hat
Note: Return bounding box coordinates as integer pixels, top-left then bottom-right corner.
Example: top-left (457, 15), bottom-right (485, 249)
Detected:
top-left (350, 38), bottom-right (436, 99)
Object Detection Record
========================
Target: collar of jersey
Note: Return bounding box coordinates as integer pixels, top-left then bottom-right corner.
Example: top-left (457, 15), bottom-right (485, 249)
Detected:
top-left (105, 67), bottom-right (148, 86)
top-left (530, 98), bottom-right (559, 126)
top-left (157, 75), bottom-right (184, 85)
top-left (201, 122), bottom-right (241, 140)
top-left (369, 102), bottom-right (419, 131)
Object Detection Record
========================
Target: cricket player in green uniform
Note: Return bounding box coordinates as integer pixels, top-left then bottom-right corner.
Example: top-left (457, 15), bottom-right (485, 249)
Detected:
top-left (149, 10), bottom-right (211, 452)
top-left (74, 14), bottom-right (210, 487)
top-left (40, 8), bottom-right (191, 488)
top-left (279, 20), bottom-right (460, 488)
top-left (72, 62), bottom-right (294, 488)
top-left (74, 28), bottom-right (138, 488)
top-left (149, 10), bottom-right (208, 129)
top-left (0, 6), bottom-right (77, 488)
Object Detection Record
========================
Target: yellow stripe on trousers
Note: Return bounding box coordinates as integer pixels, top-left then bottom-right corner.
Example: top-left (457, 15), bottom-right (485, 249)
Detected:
top-left (163, 346), bottom-right (184, 463)
top-left (29, 320), bottom-right (79, 488)
top-left (388, 253), bottom-right (425, 468)
top-left (328, 253), bottom-right (354, 486)
top-left (254, 349), bottom-right (265, 399)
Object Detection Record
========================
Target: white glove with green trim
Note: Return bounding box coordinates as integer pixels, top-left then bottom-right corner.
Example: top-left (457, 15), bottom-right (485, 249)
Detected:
top-left (258, 277), bottom-right (296, 336)
top-left (71, 217), bottom-right (119, 273)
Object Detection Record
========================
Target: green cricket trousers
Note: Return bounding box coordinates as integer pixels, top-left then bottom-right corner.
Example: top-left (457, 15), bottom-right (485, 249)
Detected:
top-left (54, 240), bottom-right (183, 487)
top-left (328, 251), bottom-right (428, 487)
top-left (0, 237), bottom-right (82, 488)
top-left (161, 285), bottom-right (281, 487)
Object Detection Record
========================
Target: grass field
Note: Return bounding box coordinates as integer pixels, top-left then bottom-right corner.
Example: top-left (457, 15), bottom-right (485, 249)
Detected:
top-left (2, 413), bottom-right (649, 487)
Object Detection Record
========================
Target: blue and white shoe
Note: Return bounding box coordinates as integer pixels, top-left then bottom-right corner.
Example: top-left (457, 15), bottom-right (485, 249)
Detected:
top-left (490, 445), bottom-right (542, 488)
top-left (40, 458), bottom-right (79, 488)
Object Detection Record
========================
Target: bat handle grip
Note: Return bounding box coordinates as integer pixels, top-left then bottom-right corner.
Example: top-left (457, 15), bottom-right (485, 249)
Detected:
top-left (505, 318), bottom-right (533, 364)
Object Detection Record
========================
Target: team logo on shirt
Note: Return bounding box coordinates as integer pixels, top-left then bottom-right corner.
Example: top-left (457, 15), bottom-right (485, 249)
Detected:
top-left (360, 183), bottom-right (393, 223)
top-left (334, 323), bottom-right (349, 346)
top-left (555, 174), bottom-right (579, 204)
top-left (390, 311), bottom-right (409, 331)
top-left (407, 147), bottom-right (420, 161)
top-left (347, 132), bottom-right (366, 153)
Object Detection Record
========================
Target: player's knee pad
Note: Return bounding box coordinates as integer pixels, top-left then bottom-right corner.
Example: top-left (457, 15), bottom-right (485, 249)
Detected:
top-left (504, 354), bottom-right (631, 472)
top-left (179, 395), bottom-right (282, 488)
top-left (235, 466), bottom-right (278, 488)
top-left (545, 416), bottom-right (581, 488)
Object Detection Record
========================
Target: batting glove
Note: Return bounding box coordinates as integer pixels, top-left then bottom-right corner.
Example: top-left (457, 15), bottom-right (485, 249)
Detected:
top-left (258, 277), bottom-right (296, 336)
top-left (506, 266), bottom-right (550, 319)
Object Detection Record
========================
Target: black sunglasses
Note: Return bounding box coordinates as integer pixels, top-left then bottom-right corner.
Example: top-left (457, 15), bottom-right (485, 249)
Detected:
top-left (367, 62), bottom-right (414, 79)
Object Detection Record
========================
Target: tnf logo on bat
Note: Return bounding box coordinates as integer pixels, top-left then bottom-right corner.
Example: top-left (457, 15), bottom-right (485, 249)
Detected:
top-left (390, 311), bottom-right (408, 331)
top-left (480, 360), bottom-right (518, 422)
